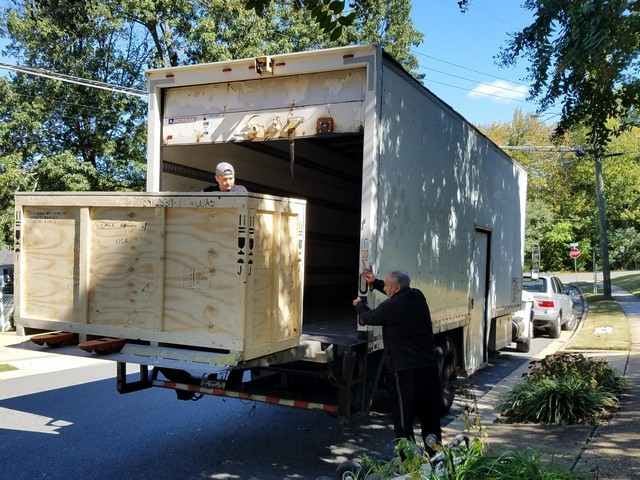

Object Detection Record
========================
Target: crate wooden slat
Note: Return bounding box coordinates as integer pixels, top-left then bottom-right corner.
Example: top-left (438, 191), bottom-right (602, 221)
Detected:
top-left (15, 193), bottom-right (306, 361)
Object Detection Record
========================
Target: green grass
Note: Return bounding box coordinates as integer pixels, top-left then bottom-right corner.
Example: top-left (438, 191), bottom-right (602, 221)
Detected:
top-left (568, 287), bottom-right (630, 351)
top-left (0, 363), bottom-right (17, 372)
top-left (612, 273), bottom-right (640, 297)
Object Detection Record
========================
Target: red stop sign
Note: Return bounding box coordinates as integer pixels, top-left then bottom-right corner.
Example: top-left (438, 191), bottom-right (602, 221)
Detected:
top-left (569, 248), bottom-right (581, 259)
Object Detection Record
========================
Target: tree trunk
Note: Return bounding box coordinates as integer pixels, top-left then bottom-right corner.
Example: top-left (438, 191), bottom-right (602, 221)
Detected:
top-left (594, 155), bottom-right (612, 297)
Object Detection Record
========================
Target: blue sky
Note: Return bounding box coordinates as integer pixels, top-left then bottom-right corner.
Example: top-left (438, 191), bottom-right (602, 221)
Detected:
top-left (411, 1), bottom-right (551, 126)
top-left (0, 1), bottom-right (550, 127)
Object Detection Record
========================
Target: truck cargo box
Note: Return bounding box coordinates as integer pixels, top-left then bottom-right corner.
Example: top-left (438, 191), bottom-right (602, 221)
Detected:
top-left (15, 192), bottom-right (306, 361)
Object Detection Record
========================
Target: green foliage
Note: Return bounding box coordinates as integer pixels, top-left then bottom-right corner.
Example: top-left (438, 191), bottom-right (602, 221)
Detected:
top-left (499, 375), bottom-right (617, 425)
top-left (498, 0), bottom-right (640, 153)
top-left (498, 353), bottom-right (624, 425)
top-left (482, 110), bottom-right (640, 272)
top-left (453, 450), bottom-right (583, 480)
top-left (345, 437), bottom-right (582, 479)
top-left (610, 227), bottom-right (640, 270)
top-left (528, 353), bottom-right (626, 395)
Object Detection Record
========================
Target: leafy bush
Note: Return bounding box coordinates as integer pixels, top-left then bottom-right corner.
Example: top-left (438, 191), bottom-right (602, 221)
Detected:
top-left (499, 353), bottom-right (624, 425)
top-left (458, 450), bottom-right (584, 480)
top-left (498, 376), bottom-right (617, 424)
top-left (351, 438), bottom-right (584, 479)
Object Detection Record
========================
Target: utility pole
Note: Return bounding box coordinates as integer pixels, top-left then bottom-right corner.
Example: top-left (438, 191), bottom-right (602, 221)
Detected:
top-left (593, 248), bottom-right (598, 294)
top-left (594, 154), bottom-right (612, 297)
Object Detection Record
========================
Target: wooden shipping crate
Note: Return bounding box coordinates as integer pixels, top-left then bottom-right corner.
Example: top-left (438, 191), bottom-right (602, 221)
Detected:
top-left (14, 192), bottom-right (306, 361)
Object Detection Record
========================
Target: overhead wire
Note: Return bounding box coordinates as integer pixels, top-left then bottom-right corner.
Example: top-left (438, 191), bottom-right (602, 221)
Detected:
top-left (0, 61), bottom-right (147, 97)
top-left (411, 49), bottom-right (529, 86)
top-left (421, 65), bottom-right (530, 96)
top-left (423, 77), bottom-right (531, 103)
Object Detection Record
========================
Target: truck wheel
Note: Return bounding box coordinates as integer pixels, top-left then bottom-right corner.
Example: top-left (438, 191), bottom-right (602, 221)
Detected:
top-left (549, 313), bottom-right (561, 339)
top-left (563, 312), bottom-right (577, 331)
top-left (516, 312), bottom-right (532, 353)
top-left (336, 461), bottom-right (361, 480)
top-left (438, 338), bottom-right (457, 415)
top-left (516, 337), bottom-right (530, 353)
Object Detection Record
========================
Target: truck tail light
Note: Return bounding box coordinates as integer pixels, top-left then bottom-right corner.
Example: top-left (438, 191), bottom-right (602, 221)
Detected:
top-left (537, 299), bottom-right (555, 308)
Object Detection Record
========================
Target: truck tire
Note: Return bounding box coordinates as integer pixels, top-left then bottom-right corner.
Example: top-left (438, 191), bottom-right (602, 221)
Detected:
top-left (549, 313), bottom-right (561, 339)
top-left (438, 338), bottom-right (457, 415)
top-left (516, 337), bottom-right (530, 353)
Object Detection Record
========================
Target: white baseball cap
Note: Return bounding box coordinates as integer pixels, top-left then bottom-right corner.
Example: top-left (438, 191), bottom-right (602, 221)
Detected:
top-left (215, 162), bottom-right (234, 176)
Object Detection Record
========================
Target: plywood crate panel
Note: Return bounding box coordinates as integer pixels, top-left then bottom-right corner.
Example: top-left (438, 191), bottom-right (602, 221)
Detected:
top-left (15, 193), bottom-right (306, 361)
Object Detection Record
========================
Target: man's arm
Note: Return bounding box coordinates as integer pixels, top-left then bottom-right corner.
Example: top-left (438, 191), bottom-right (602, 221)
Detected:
top-left (355, 299), bottom-right (393, 326)
top-left (370, 279), bottom-right (385, 295)
top-left (362, 270), bottom-right (386, 295)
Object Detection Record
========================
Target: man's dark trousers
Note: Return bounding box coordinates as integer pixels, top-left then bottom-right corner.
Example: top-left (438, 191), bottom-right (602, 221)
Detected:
top-left (392, 364), bottom-right (442, 444)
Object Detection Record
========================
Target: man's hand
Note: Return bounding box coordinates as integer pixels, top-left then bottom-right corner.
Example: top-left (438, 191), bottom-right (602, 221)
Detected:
top-left (352, 297), bottom-right (362, 307)
top-left (361, 268), bottom-right (376, 285)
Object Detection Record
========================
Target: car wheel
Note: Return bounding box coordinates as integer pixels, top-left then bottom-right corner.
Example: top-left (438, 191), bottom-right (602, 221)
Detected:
top-left (549, 312), bottom-right (561, 339)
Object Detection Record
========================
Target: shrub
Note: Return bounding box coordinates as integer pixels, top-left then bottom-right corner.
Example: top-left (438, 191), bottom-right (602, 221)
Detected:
top-left (499, 353), bottom-right (624, 425)
top-left (498, 376), bottom-right (617, 424)
top-left (349, 438), bottom-right (584, 479)
top-left (458, 450), bottom-right (584, 480)
top-left (527, 353), bottom-right (626, 395)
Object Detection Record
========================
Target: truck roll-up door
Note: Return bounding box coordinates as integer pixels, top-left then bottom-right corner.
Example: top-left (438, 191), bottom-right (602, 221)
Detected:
top-left (162, 69), bottom-right (366, 146)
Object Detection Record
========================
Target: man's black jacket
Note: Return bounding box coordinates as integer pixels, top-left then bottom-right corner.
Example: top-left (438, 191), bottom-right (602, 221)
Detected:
top-left (356, 279), bottom-right (436, 371)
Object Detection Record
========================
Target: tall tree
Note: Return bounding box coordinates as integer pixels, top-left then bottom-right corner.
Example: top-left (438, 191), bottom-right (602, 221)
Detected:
top-left (483, 111), bottom-right (640, 273)
top-left (497, 0), bottom-right (640, 297)
top-left (2, 0), bottom-right (149, 183)
top-left (0, 0), bottom-right (423, 248)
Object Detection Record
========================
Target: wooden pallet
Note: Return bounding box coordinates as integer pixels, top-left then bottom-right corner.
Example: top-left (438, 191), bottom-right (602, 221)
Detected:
top-left (78, 338), bottom-right (127, 355)
top-left (31, 331), bottom-right (79, 348)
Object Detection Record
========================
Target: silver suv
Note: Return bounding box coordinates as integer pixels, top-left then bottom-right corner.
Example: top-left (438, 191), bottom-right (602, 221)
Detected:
top-left (522, 275), bottom-right (576, 339)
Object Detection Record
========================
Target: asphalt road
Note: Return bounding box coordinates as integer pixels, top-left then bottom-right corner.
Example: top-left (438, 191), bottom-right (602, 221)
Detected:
top-left (0, 320), bottom-right (574, 480)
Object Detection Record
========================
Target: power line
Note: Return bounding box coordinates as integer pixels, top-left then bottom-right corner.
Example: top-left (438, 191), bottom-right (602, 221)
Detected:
top-left (422, 66), bottom-right (529, 96)
top-left (424, 78), bottom-right (530, 103)
top-left (0, 62), bottom-right (147, 97)
top-left (412, 49), bottom-right (528, 87)
top-left (500, 145), bottom-right (580, 153)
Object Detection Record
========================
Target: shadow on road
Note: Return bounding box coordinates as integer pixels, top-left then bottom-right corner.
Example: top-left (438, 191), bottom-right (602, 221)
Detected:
top-left (0, 372), bottom-right (399, 480)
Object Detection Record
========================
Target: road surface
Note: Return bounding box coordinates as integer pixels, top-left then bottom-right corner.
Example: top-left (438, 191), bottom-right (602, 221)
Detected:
top-left (0, 326), bottom-right (571, 479)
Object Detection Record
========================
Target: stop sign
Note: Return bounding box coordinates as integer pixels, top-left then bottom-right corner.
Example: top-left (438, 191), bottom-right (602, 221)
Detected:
top-left (569, 248), bottom-right (581, 259)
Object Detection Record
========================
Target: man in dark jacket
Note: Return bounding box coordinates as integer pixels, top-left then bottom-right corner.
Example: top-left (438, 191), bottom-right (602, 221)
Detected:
top-left (353, 270), bottom-right (442, 448)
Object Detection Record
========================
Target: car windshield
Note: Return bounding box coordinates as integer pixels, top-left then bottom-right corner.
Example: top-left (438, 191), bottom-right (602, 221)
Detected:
top-left (523, 277), bottom-right (547, 293)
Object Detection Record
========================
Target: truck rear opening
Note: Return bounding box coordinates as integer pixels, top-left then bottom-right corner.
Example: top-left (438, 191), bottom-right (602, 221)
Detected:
top-left (160, 135), bottom-right (364, 343)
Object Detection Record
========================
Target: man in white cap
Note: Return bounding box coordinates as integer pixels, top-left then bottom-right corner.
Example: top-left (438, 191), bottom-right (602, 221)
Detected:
top-left (203, 162), bottom-right (248, 193)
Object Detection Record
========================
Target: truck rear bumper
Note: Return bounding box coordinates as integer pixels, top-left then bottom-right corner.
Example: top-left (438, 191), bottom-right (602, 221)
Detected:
top-left (153, 378), bottom-right (339, 415)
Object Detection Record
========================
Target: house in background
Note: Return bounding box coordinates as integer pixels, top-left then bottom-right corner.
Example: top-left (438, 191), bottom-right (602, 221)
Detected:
top-left (0, 250), bottom-right (15, 332)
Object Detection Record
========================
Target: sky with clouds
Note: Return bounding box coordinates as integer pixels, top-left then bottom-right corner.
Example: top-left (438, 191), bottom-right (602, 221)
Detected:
top-left (411, 1), bottom-right (554, 126)
top-left (0, 1), bottom-right (550, 127)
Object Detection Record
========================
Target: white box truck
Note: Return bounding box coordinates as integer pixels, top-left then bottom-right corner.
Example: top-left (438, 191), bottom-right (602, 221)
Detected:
top-left (17, 44), bottom-right (527, 417)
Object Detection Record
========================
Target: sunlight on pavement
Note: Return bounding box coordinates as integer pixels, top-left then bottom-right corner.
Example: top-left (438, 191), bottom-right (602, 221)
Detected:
top-left (0, 406), bottom-right (73, 435)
